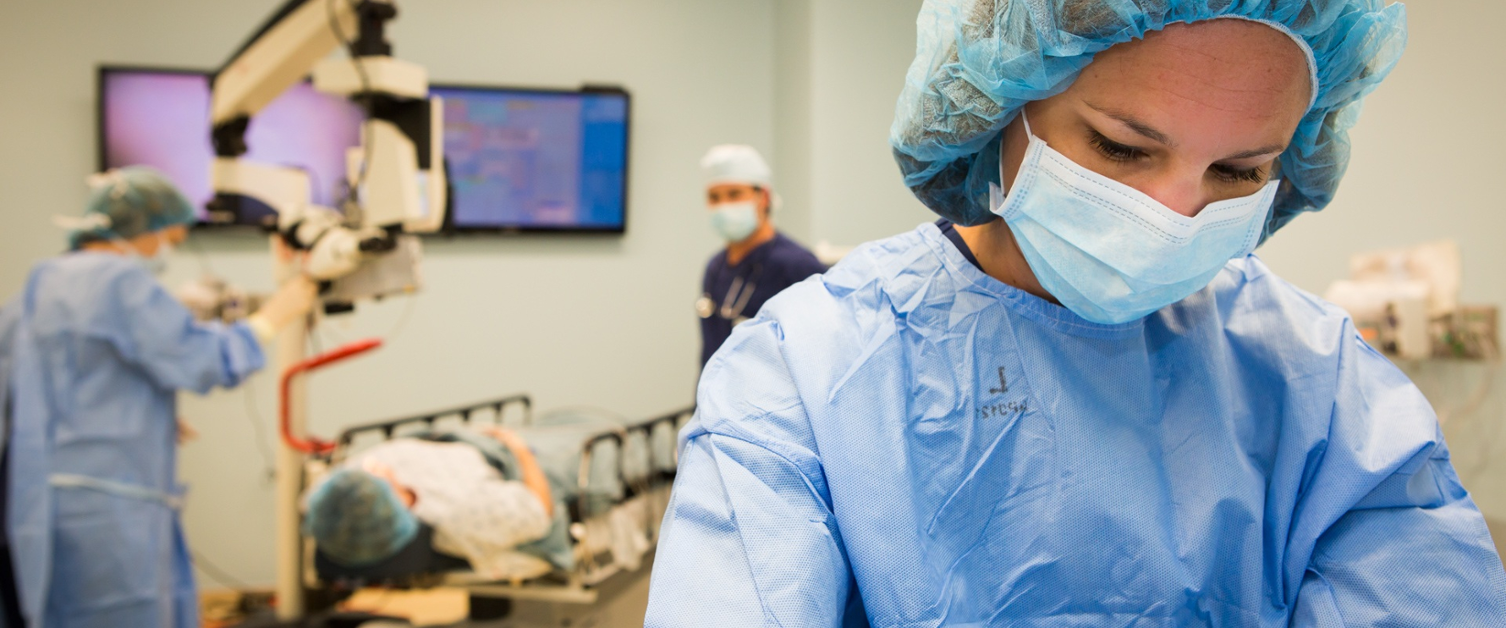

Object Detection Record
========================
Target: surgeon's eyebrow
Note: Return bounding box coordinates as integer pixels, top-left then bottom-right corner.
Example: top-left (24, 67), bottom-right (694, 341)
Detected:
top-left (1085, 101), bottom-right (1175, 147)
top-left (1220, 144), bottom-right (1289, 161)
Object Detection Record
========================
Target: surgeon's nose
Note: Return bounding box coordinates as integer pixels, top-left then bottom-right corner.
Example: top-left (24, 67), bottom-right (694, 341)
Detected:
top-left (1134, 174), bottom-right (1208, 218)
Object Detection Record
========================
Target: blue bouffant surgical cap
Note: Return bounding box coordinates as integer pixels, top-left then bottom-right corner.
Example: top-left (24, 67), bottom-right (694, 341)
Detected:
top-left (890, 0), bottom-right (1407, 239)
top-left (66, 166), bottom-right (197, 250)
top-left (304, 468), bottom-right (419, 566)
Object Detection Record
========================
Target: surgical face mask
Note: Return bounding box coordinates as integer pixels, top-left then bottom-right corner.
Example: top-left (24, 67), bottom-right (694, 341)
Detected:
top-left (710, 202), bottom-right (760, 243)
top-left (993, 112), bottom-right (1278, 325)
top-left (149, 234), bottom-right (175, 275)
top-left (119, 233), bottom-right (173, 276)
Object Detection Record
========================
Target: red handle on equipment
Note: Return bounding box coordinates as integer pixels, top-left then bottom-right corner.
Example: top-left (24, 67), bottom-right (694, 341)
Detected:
top-left (279, 338), bottom-right (383, 455)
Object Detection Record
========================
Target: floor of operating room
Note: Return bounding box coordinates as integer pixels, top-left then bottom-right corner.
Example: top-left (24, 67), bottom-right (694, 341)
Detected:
top-left (202, 553), bottom-right (656, 628)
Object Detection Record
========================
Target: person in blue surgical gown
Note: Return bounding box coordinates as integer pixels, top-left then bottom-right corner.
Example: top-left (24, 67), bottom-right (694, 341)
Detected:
top-left (0, 167), bottom-right (318, 628)
top-left (646, 1), bottom-right (1506, 626)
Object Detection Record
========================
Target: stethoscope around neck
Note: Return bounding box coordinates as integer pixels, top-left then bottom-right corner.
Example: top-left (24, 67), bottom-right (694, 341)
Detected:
top-left (697, 262), bottom-right (765, 322)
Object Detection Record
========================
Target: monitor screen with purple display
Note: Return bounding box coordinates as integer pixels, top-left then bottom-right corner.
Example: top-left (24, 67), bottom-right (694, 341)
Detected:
top-left (98, 67), bottom-right (631, 233)
top-left (98, 67), bottom-right (363, 228)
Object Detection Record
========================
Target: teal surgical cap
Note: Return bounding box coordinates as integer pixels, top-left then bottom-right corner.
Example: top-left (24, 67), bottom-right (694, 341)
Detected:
top-left (304, 468), bottom-right (420, 567)
top-left (67, 166), bottom-right (196, 250)
top-left (890, 0), bottom-right (1407, 239)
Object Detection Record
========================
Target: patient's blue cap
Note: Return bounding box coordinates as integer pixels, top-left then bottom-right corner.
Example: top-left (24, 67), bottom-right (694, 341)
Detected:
top-left (304, 468), bottom-right (420, 566)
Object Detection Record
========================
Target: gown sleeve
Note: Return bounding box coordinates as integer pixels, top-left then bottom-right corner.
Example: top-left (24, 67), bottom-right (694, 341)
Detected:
top-left (96, 264), bottom-right (265, 393)
top-left (645, 317), bottom-right (854, 627)
top-left (1289, 332), bottom-right (1506, 625)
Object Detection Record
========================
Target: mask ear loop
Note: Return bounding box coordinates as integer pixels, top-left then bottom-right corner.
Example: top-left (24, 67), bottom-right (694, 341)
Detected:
top-left (991, 108), bottom-right (1035, 211)
top-left (95, 235), bottom-right (137, 259)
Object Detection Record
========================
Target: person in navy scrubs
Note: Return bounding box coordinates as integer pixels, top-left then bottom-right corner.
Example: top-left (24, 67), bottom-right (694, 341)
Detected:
top-left (696, 145), bottom-right (826, 368)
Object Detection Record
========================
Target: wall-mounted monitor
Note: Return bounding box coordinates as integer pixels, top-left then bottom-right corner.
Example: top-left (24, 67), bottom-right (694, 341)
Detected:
top-left (97, 66), bottom-right (631, 233)
top-left (433, 85), bottom-right (630, 233)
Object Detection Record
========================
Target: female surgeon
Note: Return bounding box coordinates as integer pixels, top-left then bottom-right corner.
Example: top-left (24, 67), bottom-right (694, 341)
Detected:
top-left (0, 167), bottom-right (319, 628)
top-left (646, 1), bottom-right (1506, 626)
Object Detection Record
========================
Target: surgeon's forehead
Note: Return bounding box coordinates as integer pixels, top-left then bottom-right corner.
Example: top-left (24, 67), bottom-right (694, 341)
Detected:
top-left (1075, 20), bottom-right (1311, 125)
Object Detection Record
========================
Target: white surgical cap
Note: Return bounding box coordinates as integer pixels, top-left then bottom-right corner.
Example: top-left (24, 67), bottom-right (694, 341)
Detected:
top-left (701, 145), bottom-right (773, 189)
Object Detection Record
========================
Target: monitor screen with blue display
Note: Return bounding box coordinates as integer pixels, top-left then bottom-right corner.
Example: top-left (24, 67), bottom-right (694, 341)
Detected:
top-left (98, 66), bottom-right (630, 233)
top-left (435, 86), bottom-right (630, 232)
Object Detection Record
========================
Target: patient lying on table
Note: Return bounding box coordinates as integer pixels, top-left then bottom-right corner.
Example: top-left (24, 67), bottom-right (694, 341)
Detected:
top-left (303, 428), bottom-right (560, 577)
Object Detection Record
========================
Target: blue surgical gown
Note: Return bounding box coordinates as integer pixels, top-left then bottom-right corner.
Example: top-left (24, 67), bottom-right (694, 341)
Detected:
top-left (1, 253), bottom-right (265, 628)
top-left (646, 223), bottom-right (1506, 626)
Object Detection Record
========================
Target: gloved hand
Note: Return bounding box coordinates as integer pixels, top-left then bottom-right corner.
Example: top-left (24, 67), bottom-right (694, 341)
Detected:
top-left (245, 275), bottom-right (319, 342)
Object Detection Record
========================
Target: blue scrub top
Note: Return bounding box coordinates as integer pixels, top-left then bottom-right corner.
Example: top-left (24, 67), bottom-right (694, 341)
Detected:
top-left (648, 222), bottom-right (1506, 626)
top-left (934, 219), bottom-right (981, 268)
top-left (700, 232), bottom-right (826, 368)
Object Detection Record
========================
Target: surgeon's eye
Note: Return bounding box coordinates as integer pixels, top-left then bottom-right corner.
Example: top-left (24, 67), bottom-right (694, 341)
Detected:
top-left (1210, 163), bottom-right (1267, 185)
top-left (1088, 131), bottom-right (1146, 163)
